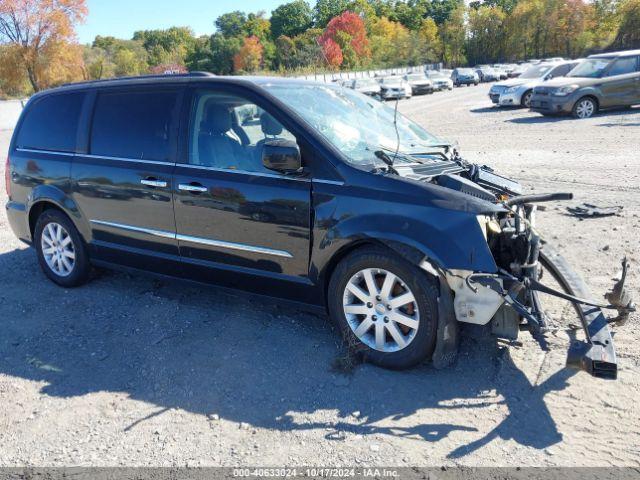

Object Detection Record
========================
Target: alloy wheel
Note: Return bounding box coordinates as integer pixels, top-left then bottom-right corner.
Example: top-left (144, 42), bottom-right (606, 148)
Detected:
top-left (522, 92), bottom-right (532, 108)
top-left (41, 222), bottom-right (76, 277)
top-left (342, 268), bottom-right (420, 352)
top-left (575, 99), bottom-right (595, 118)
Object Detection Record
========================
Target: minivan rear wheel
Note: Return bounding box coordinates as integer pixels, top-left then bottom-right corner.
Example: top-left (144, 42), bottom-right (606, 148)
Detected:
top-left (328, 247), bottom-right (438, 369)
top-left (34, 209), bottom-right (91, 288)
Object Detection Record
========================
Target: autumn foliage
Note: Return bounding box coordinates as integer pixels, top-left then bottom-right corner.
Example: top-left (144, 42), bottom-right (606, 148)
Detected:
top-left (233, 35), bottom-right (264, 72)
top-left (0, 0), bottom-right (87, 92)
top-left (1, 0), bottom-right (640, 97)
top-left (318, 11), bottom-right (370, 69)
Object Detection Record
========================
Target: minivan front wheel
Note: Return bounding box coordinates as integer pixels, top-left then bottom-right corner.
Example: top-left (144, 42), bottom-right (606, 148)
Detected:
top-left (572, 97), bottom-right (597, 119)
top-left (328, 248), bottom-right (438, 369)
top-left (34, 209), bottom-right (91, 288)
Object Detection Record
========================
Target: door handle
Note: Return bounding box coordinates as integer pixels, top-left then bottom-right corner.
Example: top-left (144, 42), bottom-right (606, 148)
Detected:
top-left (178, 183), bottom-right (208, 193)
top-left (141, 178), bottom-right (167, 188)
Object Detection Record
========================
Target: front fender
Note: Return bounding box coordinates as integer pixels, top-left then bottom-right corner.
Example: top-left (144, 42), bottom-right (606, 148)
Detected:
top-left (313, 208), bottom-right (497, 280)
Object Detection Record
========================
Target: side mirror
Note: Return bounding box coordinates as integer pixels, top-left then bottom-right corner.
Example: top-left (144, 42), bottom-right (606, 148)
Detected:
top-left (262, 139), bottom-right (302, 174)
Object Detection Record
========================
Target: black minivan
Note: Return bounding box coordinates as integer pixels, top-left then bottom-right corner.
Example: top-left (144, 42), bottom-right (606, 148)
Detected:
top-left (5, 73), bottom-right (631, 377)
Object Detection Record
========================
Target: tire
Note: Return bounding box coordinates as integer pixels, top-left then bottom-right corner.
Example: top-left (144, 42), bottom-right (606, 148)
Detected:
top-left (572, 97), bottom-right (597, 119)
top-left (327, 247), bottom-right (439, 370)
top-left (34, 209), bottom-right (91, 288)
top-left (521, 90), bottom-right (533, 108)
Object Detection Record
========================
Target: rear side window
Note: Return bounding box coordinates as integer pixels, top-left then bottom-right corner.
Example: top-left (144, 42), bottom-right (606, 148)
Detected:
top-left (16, 92), bottom-right (84, 153)
top-left (90, 90), bottom-right (178, 161)
top-left (606, 57), bottom-right (638, 76)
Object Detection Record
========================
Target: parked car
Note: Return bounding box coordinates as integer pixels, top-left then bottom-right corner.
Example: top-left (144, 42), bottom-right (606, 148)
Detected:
top-left (403, 73), bottom-right (434, 95)
top-left (451, 68), bottom-right (479, 87)
top-left (530, 49), bottom-right (640, 118)
top-left (349, 77), bottom-right (381, 97)
top-left (7, 73), bottom-right (631, 378)
top-left (476, 66), bottom-right (500, 82)
top-left (425, 71), bottom-right (453, 91)
top-left (492, 65), bottom-right (509, 80)
top-left (509, 63), bottom-right (530, 78)
top-left (378, 76), bottom-right (412, 99)
top-left (489, 60), bottom-right (579, 107)
top-left (503, 64), bottom-right (519, 78)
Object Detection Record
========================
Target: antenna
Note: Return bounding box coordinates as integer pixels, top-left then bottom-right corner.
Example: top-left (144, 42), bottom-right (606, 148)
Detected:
top-left (393, 97), bottom-right (401, 162)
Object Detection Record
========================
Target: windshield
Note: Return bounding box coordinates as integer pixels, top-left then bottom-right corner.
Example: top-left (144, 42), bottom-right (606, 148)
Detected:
top-left (568, 58), bottom-right (611, 78)
top-left (263, 83), bottom-right (444, 167)
top-left (457, 69), bottom-right (473, 75)
top-left (426, 71), bottom-right (445, 79)
top-left (519, 64), bottom-right (554, 79)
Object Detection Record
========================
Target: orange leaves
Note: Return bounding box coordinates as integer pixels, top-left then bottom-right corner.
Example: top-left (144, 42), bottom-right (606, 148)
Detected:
top-left (0, 0), bottom-right (87, 91)
top-left (233, 35), bottom-right (264, 73)
top-left (318, 11), bottom-right (370, 68)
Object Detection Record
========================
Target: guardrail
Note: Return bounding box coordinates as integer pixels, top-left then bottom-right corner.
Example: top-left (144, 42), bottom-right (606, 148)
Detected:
top-left (294, 63), bottom-right (443, 83)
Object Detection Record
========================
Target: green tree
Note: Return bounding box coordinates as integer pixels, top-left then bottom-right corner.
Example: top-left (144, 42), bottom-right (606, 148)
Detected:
top-left (395, 1), bottom-right (428, 30)
top-left (132, 27), bottom-right (196, 67)
top-left (215, 11), bottom-right (247, 37)
top-left (275, 35), bottom-right (297, 69)
top-left (314, 0), bottom-right (350, 27)
top-left (208, 33), bottom-right (242, 74)
top-left (185, 35), bottom-right (213, 72)
top-left (113, 48), bottom-right (146, 76)
top-left (591, 0), bottom-right (620, 50)
top-left (612, 0), bottom-right (640, 48)
top-left (428, 0), bottom-right (464, 25)
top-left (439, 6), bottom-right (466, 65)
top-left (466, 6), bottom-right (507, 64)
top-left (271, 1), bottom-right (313, 38)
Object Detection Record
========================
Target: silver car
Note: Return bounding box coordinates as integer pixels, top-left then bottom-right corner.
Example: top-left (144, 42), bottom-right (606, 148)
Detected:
top-left (403, 73), bottom-right (434, 95)
top-left (425, 71), bottom-right (454, 91)
top-left (349, 77), bottom-right (381, 96)
top-left (378, 76), bottom-right (412, 100)
top-left (489, 61), bottom-right (580, 107)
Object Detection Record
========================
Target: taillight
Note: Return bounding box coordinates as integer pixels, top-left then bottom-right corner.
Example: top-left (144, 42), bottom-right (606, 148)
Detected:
top-left (4, 156), bottom-right (10, 198)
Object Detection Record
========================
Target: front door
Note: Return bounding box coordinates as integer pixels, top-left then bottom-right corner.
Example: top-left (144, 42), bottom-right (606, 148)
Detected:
top-left (172, 88), bottom-right (312, 296)
top-left (72, 87), bottom-right (181, 272)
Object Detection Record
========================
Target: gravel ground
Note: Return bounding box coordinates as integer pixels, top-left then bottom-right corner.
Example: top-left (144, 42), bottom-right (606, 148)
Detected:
top-left (0, 84), bottom-right (639, 467)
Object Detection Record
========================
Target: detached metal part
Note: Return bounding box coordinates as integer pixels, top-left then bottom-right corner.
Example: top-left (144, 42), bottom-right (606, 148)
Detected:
top-left (540, 247), bottom-right (621, 380)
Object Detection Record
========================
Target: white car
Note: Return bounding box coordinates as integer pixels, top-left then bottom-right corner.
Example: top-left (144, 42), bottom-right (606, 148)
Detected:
top-left (489, 61), bottom-right (580, 108)
top-left (349, 77), bottom-right (381, 97)
top-left (378, 76), bottom-right (412, 100)
top-left (425, 71), bottom-right (454, 91)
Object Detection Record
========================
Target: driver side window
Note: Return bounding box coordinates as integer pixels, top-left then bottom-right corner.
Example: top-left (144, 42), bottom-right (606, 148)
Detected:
top-left (189, 91), bottom-right (296, 174)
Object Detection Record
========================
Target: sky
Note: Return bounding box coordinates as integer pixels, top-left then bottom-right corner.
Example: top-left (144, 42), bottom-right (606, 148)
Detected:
top-left (76, 0), bottom-right (289, 44)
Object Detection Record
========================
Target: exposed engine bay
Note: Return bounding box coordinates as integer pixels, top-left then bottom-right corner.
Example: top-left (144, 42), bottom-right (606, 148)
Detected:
top-left (391, 149), bottom-right (635, 380)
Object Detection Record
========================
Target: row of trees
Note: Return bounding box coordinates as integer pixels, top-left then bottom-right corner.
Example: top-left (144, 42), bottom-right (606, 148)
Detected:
top-left (1, 0), bottom-right (640, 97)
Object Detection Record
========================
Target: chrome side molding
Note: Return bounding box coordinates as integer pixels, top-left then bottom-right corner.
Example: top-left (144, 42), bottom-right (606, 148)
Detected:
top-left (89, 220), bottom-right (293, 259)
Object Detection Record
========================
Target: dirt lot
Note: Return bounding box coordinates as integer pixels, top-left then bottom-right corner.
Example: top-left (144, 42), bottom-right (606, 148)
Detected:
top-left (0, 84), bottom-right (638, 467)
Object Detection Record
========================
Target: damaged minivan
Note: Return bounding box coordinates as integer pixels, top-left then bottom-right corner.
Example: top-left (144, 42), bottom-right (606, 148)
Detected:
top-left (5, 74), bottom-right (635, 379)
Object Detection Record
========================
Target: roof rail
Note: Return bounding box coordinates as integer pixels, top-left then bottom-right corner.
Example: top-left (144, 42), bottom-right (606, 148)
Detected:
top-left (62, 71), bottom-right (215, 88)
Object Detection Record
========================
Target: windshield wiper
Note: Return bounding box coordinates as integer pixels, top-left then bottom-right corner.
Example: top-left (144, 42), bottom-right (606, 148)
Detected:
top-left (374, 150), bottom-right (399, 175)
